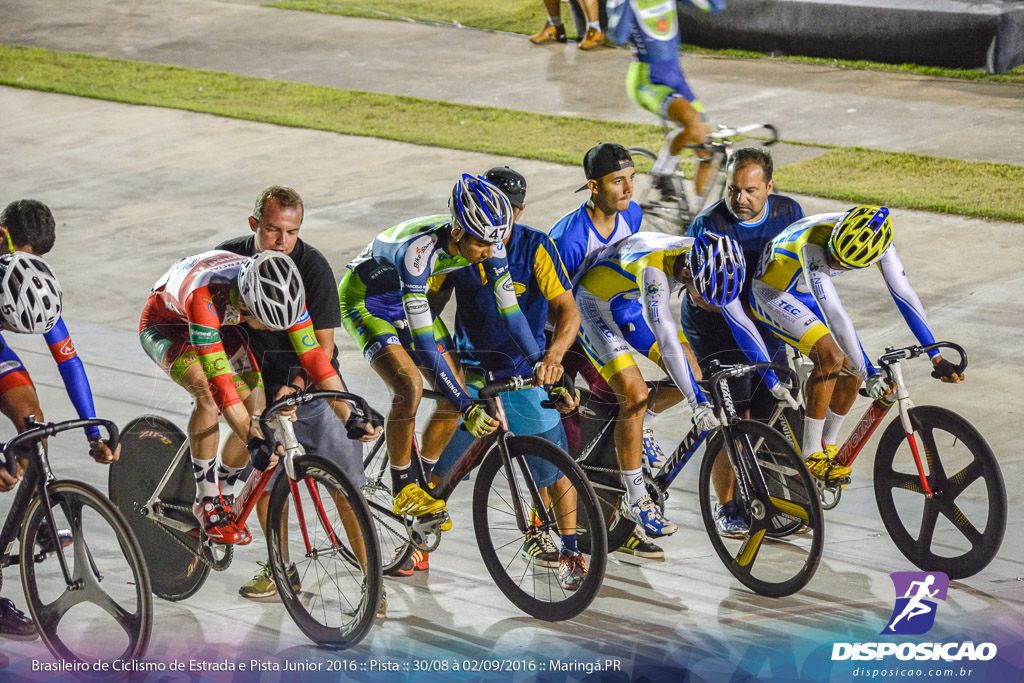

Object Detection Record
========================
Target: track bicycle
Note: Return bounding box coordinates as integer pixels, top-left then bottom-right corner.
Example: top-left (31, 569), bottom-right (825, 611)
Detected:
top-left (573, 361), bottom-right (824, 597)
top-left (0, 416), bottom-right (151, 663)
top-left (630, 122), bottom-right (780, 234)
top-left (361, 374), bottom-right (608, 621)
top-left (108, 391), bottom-right (383, 648)
top-left (770, 341), bottom-right (1005, 579)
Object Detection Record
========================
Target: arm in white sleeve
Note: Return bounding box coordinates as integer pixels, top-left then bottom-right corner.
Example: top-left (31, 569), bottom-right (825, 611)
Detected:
top-left (877, 246), bottom-right (939, 358)
top-left (640, 267), bottom-right (706, 407)
top-left (803, 245), bottom-right (874, 378)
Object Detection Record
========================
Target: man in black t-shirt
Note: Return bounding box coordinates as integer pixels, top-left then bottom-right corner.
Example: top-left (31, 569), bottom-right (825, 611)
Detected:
top-left (217, 185), bottom-right (378, 601)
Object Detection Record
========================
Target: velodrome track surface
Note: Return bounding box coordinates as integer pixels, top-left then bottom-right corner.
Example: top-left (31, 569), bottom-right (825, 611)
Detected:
top-left (0, 2), bottom-right (1022, 679)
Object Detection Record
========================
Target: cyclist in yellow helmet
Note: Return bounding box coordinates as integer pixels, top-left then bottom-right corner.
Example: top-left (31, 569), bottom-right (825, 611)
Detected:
top-left (748, 206), bottom-right (964, 483)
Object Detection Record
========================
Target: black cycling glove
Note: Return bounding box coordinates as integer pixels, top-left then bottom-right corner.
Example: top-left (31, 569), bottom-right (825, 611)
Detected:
top-left (247, 436), bottom-right (275, 471)
top-left (345, 414), bottom-right (371, 440)
top-left (931, 357), bottom-right (959, 380)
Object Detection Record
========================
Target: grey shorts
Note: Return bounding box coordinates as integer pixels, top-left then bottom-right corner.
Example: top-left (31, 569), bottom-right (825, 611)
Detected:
top-left (269, 398), bottom-right (366, 488)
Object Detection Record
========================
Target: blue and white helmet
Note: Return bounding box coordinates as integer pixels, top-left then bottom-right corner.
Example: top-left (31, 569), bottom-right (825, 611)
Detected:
top-left (688, 232), bottom-right (745, 306)
top-left (236, 251), bottom-right (305, 330)
top-left (449, 174), bottom-right (514, 244)
top-left (0, 252), bottom-right (62, 334)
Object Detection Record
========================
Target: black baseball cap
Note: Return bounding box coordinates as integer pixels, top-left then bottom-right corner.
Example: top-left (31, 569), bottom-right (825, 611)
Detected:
top-left (483, 166), bottom-right (527, 210)
top-left (576, 143), bottom-right (634, 192)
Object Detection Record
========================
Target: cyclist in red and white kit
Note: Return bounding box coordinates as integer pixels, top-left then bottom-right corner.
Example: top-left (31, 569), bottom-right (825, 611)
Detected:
top-left (140, 250), bottom-right (360, 543)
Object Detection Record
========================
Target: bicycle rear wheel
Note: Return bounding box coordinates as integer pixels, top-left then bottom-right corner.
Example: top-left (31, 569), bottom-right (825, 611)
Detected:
top-left (698, 420), bottom-right (823, 597)
top-left (267, 455), bottom-right (382, 648)
top-left (361, 439), bottom-right (414, 575)
top-left (628, 147), bottom-right (691, 235)
top-left (874, 406), bottom-right (1006, 579)
top-left (473, 435), bottom-right (607, 621)
top-left (21, 481), bottom-right (152, 664)
top-left (108, 415), bottom-right (209, 601)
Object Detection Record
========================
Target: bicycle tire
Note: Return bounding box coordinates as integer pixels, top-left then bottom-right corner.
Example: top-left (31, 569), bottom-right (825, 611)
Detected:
top-left (628, 147), bottom-right (691, 235)
top-left (698, 420), bottom-right (823, 597)
top-left (108, 415), bottom-right (210, 601)
top-left (267, 454), bottom-right (382, 648)
top-left (472, 435), bottom-right (607, 621)
top-left (21, 480), bottom-right (153, 663)
top-left (361, 438), bottom-right (414, 575)
top-left (578, 484), bottom-right (636, 554)
top-left (874, 405), bottom-right (1006, 579)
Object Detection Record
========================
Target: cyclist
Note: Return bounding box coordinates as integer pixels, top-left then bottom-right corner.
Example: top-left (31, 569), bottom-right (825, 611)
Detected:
top-left (549, 143), bottom-right (663, 556)
top-left (140, 250), bottom-right (359, 544)
top-left (0, 200), bottom-right (118, 465)
top-left (575, 231), bottom-right (781, 536)
top-left (426, 166), bottom-right (590, 588)
top-left (679, 148), bottom-right (804, 537)
top-left (0, 251), bottom-right (118, 638)
top-left (215, 186), bottom-right (379, 600)
top-left (607, 0), bottom-right (725, 197)
top-left (338, 175), bottom-right (541, 525)
top-left (749, 206), bottom-right (964, 483)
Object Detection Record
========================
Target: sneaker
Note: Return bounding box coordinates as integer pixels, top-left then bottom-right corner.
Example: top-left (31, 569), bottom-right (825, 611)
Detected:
top-left (522, 527), bottom-right (561, 568)
top-left (193, 496), bottom-right (241, 544)
top-left (804, 451), bottom-right (852, 482)
top-left (0, 598), bottom-right (35, 638)
top-left (392, 483), bottom-right (447, 517)
top-left (529, 23), bottom-right (567, 45)
top-left (713, 501), bottom-right (749, 539)
top-left (558, 550), bottom-right (587, 591)
top-left (239, 560), bottom-right (299, 598)
top-left (376, 585), bottom-right (388, 619)
top-left (652, 174), bottom-right (680, 202)
top-left (578, 27), bottom-right (605, 50)
top-left (629, 494), bottom-right (677, 537)
top-left (34, 524), bottom-right (73, 555)
top-left (395, 549), bottom-right (429, 577)
top-left (642, 427), bottom-right (669, 470)
top-left (616, 528), bottom-right (664, 559)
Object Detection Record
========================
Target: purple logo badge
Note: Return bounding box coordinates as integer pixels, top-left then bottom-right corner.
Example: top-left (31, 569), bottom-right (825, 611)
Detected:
top-left (882, 571), bottom-right (949, 635)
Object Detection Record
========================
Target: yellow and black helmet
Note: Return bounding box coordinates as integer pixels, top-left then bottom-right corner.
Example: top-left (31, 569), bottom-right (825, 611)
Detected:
top-left (828, 205), bottom-right (893, 269)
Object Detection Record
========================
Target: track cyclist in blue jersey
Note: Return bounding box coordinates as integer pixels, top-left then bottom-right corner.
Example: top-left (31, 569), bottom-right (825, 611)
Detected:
top-left (339, 175), bottom-right (542, 524)
top-left (749, 206), bottom-right (965, 484)
top-left (608, 0), bottom-right (726, 197)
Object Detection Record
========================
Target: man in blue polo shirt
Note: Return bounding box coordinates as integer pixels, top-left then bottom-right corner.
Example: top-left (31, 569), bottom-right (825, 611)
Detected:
top-left (679, 147), bottom-right (805, 537)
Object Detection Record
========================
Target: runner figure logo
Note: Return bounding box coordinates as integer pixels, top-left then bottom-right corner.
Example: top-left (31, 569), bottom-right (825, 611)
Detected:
top-left (882, 571), bottom-right (949, 635)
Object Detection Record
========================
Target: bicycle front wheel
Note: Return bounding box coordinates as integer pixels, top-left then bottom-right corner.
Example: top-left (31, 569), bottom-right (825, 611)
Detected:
top-left (267, 455), bottom-right (382, 649)
top-left (628, 147), bottom-right (691, 235)
top-left (473, 435), bottom-right (607, 621)
top-left (698, 420), bottom-right (823, 597)
top-left (361, 438), bottom-right (414, 575)
top-left (874, 405), bottom-right (1006, 579)
top-left (21, 480), bottom-right (152, 664)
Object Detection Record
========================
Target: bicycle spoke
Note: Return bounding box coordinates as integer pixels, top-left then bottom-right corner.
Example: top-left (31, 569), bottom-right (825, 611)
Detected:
top-left (916, 499), bottom-right (940, 551)
top-left (34, 587), bottom-right (84, 632)
top-left (734, 527), bottom-right (767, 569)
top-left (940, 502), bottom-right (983, 549)
top-left (768, 496), bottom-right (811, 523)
top-left (916, 426), bottom-right (948, 483)
top-left (877, 470), bottom-right (927, 495)
top-left (945, 460), bottom-right (983, 499)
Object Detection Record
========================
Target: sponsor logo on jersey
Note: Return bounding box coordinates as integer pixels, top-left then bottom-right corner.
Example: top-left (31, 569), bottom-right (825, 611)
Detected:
top-left (513, 281), bottom-right (527, 296)
top-left (646, 283), bottom-right (661, 296)
top-left (300, 334), bottom-right (316, 348)
top-left (50, 338), bottom-right (76, 361)
top-left (405, 300), bottom-right (429, 316)
top-left (364, 341), bottom-right (382, 360)
top-left (0, 360), bottom-right (22, 375)
top-left (501, 277), bottom-right (515, 293)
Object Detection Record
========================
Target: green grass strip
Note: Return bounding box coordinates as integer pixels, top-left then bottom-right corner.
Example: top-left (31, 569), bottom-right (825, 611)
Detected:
top-left (1, 44), bottom-right (1022, 222)
top-left (267, 0), bottom-right (1024, 85)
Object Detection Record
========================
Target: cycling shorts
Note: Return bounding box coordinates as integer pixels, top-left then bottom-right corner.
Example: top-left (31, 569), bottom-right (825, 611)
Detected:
top-left (627, 61), bottom-right (705, 121)
top-left (139, 295), bottom-right (262, 395)
top-left (0, 344), bottom-right (34, 394)
top-left (749, 281), bottom-right (832, 356)
top-left (576, 288), bottom-right (689, 382)
top-left (338, 270), bottom-right (452, 361)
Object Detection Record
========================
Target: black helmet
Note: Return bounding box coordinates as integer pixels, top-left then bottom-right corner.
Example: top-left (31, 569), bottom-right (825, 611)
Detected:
top-left (483, 166), bottom-right (527, 210)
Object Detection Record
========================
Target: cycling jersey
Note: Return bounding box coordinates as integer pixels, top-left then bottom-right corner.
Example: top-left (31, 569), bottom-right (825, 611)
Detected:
top-left (340, 215), bottom-right (540, 412)
top-left (751, 213), bottom-right (939, 378)
top-left (430, 223), bottom-right (572, 379)
top-left (141, 250), bottom-right (333, 410)
top-left (549, 201), bottom-right (643, 286)
top-left (0, 319), bottom-right (101, 440)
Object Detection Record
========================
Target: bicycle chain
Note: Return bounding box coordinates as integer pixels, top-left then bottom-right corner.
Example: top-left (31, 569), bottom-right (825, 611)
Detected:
top-left (147, 502), bottom-right (230, 572)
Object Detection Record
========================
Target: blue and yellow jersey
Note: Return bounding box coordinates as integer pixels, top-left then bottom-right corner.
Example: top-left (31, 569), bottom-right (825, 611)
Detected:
top-left (549, 201), bottom-right (643, 285)
top-left (431, 224), bottom-right (571, 378)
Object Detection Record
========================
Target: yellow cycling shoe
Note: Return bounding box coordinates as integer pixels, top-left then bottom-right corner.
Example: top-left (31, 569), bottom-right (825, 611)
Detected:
top-left (805, 451), bottom-right (852, 481)
top-left (825, 444), bottom-right (840, 459)
top-left (392, 483), bottom-right (447, 517)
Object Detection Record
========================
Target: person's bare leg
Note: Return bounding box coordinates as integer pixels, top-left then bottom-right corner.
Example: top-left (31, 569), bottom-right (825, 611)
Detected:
top-left (666, 97), bottom-right (712, 195)
top-left (368, 346), bottom-right (423, 469)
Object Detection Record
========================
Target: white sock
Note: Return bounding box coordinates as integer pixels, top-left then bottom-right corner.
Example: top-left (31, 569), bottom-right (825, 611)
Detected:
top-left (586, 20), bottom-right (600, 30)
top-left (621, 467), bottom-right (647, 503)
top-left (822, 408), bottom-right (846, 449)
top-left (216, 463), bottom-right (246, 498)
top-left (651, 129), bottom-right (685, 176)
top-left (548, 15), bottom-right (562, 27)
top-left (192, 457), bottom-right (220, 500)
top-left (802, 417), bottom-right (825, 456)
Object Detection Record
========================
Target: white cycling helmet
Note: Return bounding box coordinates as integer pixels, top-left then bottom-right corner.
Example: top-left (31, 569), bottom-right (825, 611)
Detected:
top-left (449, 174), bottom-right (514, 244)
top-left (236, 251), bottom-right (305, 330)
top-left (0, 252), bottom-right (62, 334)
